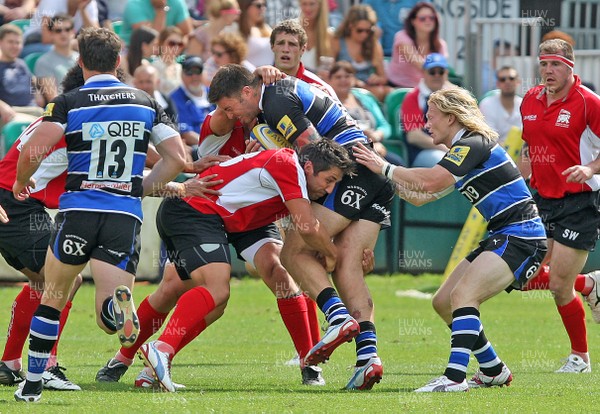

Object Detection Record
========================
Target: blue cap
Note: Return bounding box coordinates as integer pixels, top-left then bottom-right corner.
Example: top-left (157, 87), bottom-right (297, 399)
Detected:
top-left (423, 53), bottom-right (448, 70)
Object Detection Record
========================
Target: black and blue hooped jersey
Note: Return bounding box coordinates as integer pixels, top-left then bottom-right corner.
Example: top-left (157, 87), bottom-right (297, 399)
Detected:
top-left (438, 132), bottom-right (545, 239)
top-left (260, 77), bottom-right (367, 147)
top-left (42, 74), bottom-right (178, 221)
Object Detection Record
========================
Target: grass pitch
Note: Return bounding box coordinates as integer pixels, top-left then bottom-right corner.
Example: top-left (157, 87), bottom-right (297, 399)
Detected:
top-left (1, 274), bottom-right (599, 413)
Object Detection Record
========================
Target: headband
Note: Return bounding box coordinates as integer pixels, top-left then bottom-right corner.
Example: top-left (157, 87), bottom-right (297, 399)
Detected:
top-left (539, 54), bottom-right (574, 68)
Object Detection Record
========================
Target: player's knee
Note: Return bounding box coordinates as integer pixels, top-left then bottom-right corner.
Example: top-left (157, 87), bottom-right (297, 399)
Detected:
top-left (449, 287), bottom-right (466, 309)
top-left (207, 283), bottom-right (230, 307)
top-left (548, 275), bottom-right (570, 298)
top-left (431, 290), bottom-right (450, 316)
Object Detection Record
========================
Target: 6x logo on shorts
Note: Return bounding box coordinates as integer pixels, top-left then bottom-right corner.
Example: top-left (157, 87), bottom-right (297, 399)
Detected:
top-left (341, 186), bottom-right (367, 210)
top-left (62, 234), bottom-right (88, 256)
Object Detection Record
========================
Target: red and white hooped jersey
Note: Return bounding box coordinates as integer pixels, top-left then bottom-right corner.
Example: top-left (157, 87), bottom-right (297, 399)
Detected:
top-left (184, 148), bottom-right (308, 233)
top-left (0, 117), bottom-right (67, 209)
top-left (197, 110), bottom-right (247, 158)
top-left (521, 75), bottom-right (600, 199)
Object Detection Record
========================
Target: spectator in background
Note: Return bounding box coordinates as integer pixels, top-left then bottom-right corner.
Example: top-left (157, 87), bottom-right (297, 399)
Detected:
top-left (329, 61), bottom-right (404, 167)
top-left (227, 0), bottom-right (273, 67)
top-left (187, 0), bottom-right (240, 62)
top-left (387, 2), bottom-right (447, 88)
top-left (0, 23), bottom-right (42, 129)
top-left (362, 0), bottom-right (421, 57)
top-left (479, 66), bottom-right (522, 145)
top-left (0, 0), bottom-right (35, 25)
top-left (35, 14), bottom-right (79, 105)
top-left (542, 30), bottom-right (575, 46)
top-left (331, 4), bottom-right (389, 102)
top-left (203, 32), bottom-right (254, 85)
top-left (125, 26), bottom-right (159, 79)
top-left (298, 0), bottom-right (333, 73)
top-left (151, 26), bottom-right (186, 96)
top-left (120, 0), bottom-right (193, 47)
top-left (401, 53), bottom-right (454, 167)
top-left (133, 64), bottom-right (177, 123)
top-left (22, 0), bottom-right (100, 57)
top-left (480, 39), bottom-right (518, 95)
top-left (169, 55), bottom-right (213, 160)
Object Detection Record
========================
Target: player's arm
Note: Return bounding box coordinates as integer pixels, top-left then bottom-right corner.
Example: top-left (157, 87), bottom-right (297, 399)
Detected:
top-left (518, 142), bottom-right (532, 179)
top-left (14, 122), bottom-right (64, 199)
top-left (143, 133), bottom-right (187, 197)
top-left (284, 198), bottom-right (337, 272)
top-left (293, 125), bottom-right (323, 150)
top-left (148, 174), bottom-right (223, 198)
top-left (353, 142), bottom-right (454, 205)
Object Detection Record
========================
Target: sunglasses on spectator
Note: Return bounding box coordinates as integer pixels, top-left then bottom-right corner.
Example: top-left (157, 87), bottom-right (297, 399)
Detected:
top-left (212, 50), bottom-right (229, 58)
top-left (498, 76), bottom-right (517, 82)
top-left (354, 27), bottom-right (372, 34)
top-left (251, 2), bottom-right (267, 8)
top-left (52, 26), bottom-right (74, 33)
top-left (184, 68), bottom-right (203, 76)
top-left (427, 68), bottom-right (446, 76)
top-left (417, 15), bottom-right (436, 22)
top-left (167, 40), bottom-right (184, 47)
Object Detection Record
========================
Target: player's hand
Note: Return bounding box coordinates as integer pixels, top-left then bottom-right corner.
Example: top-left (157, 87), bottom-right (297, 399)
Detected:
top-left (255, 65), bottom-right (286, 85)
top-left (245, 138), bottom-right (263, 153)
top-left (12, 178), bottom-right (36, 201)
top-left (187, 155), bottom-right (230, 173)
top-left (0, 204), bottom-right (8, 223)
top-left (362, 248), bottom-right (375, 275)
top-left (315, 248), bottom-right (337, 273)
top-left (562, 165), bottom-right (593, 184)
top-left (353, 142), bottom-right (385, 174)
top-left (183, 174), bottom-right (223, 199)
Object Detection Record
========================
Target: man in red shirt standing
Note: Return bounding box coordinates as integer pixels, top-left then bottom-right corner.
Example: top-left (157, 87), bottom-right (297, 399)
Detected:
top-left (270, 19), bottom-right (336, 97)
top-left (521, 38), bottom-right (600, 373)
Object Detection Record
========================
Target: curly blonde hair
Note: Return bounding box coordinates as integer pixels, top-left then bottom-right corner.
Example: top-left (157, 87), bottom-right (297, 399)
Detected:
top-left (211, 32), bottom-right (248, 64)
top-left (428, 88), bottom-right (499, 141)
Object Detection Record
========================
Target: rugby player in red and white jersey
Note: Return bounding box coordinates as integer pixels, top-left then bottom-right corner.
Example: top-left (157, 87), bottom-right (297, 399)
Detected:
top-left (0, 118), bottom-right (83, 391)
top-left (193, 22), bottom-right (370, 375)
top-left (132, 139), bottom-right (353, 392)
top-left (520, 38), bottom-right (600, 373)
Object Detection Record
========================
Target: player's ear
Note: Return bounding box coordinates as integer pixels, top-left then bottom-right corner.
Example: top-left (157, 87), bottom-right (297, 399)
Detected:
top-left (447, 113), bottom-right (456, 125)
top-left (304, 160), bottom-right (314, 176)
top-left (241, 85), bottom-right (252, 98)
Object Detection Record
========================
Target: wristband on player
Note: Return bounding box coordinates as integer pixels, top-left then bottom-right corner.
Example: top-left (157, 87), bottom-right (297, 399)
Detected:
top-left (381, 162), bottom-right (396, 180)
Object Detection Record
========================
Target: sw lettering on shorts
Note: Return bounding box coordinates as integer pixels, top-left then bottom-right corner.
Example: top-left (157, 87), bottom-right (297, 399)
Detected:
top-left (562, 228), bottom-right (580, 241)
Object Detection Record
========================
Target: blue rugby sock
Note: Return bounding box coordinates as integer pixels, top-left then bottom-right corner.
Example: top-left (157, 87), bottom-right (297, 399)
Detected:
top-left (316, 287), bottom-right (349, 326)
top-left (27, 305), bottom-right (60, 382)
top-left (444, 307), bottom-right (480, 383)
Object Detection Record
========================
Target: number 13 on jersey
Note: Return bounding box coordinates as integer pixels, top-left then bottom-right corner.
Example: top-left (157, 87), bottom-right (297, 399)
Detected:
top-left (82, 121), bottom-right (144, 181)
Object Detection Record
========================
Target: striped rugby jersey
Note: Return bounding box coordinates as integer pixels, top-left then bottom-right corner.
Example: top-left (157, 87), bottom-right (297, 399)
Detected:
top-left (439, 131), bottom-right (546, 239)
top-left (42, 74), bottom-right (178, 221)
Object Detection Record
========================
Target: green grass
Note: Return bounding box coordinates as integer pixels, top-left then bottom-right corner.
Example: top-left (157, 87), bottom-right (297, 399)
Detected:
top-left (1, 275), bottom-right (599, 413)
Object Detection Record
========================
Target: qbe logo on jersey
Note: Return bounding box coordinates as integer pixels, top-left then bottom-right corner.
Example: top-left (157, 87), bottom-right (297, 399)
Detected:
top-left (82, 121), bottom-right (145, 181)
